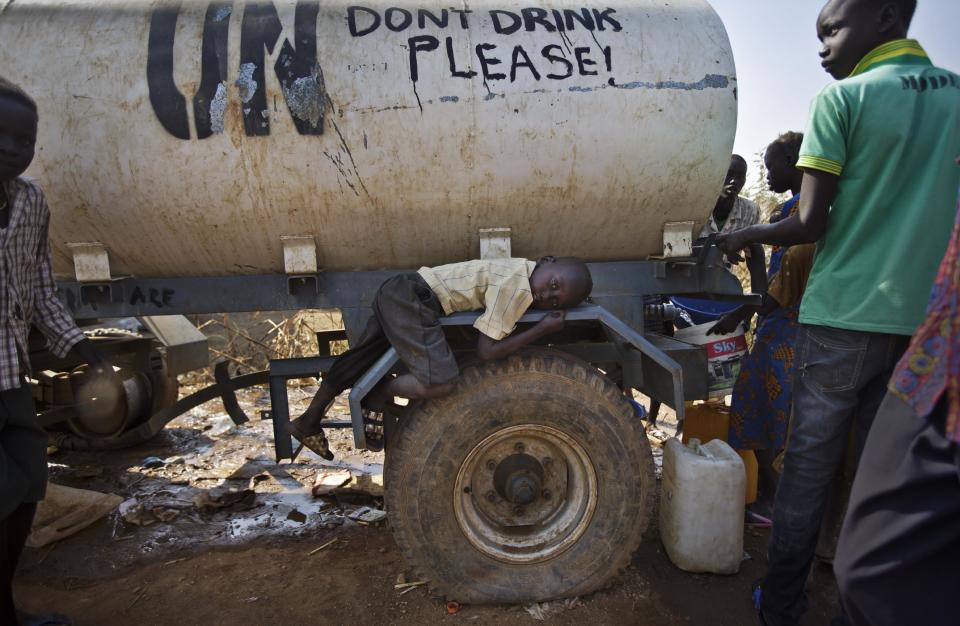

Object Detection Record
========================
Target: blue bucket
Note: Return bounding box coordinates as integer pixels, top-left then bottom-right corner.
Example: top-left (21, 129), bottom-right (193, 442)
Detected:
top-left (670, 297), bottom-right (742, 326)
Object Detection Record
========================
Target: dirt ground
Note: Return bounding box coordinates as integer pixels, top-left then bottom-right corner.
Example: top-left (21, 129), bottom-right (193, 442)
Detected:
top-left (15, 386), bottom-right (839, 625)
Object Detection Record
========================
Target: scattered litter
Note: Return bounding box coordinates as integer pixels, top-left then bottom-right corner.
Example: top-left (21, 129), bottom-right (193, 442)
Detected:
top-left (308, 538), bottom-right (338, 555)
top-left (312, 468), bottom-right (384, 498)
top-left (164, 558), bottom-right (188, 566)
top-left (396, 573), bottom-right (407, 585)
top-left (142, 456), bottom-right (166, 469)
top-left (741, 550), bottom-right (752, 563)
top-left (193, 488), bottom-right (257, 514)
top-left (395, 580), bottom-right (427, 590)
top-left (347, 506), bottom-right (387, 524)
top-left (286, 509), bottom-right (308, 524)
top-left (206, 415), bottom-right (236, 436)
top-left (164, 456), bottom-right (185, 466)
top-left (399, 585), bottom-right (422, 597)
top-left (28, 483), bottom-right (123, 547)
top-left (524, 597), bottom-right (582, 621)
top-left (244, 596), bottom-right (260, 603)
top-left (446, 601), bottom-right (461, 615)
top-left (119, 498), bottom-right (153, 527)
top-left (311, 470), bottom-right (352, 496)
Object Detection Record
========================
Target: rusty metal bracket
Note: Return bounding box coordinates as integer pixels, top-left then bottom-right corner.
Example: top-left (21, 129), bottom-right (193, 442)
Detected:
top-left (214, 361), bottom-right (250, 426)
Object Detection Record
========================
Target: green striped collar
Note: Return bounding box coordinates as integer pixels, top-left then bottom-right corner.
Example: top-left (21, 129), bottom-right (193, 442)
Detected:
top-left (849, 39), bottom-right (930, 77)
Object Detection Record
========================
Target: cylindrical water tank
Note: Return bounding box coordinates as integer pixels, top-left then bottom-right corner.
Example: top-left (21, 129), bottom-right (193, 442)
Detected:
top-left (0, 0), bottom-right (736, 277)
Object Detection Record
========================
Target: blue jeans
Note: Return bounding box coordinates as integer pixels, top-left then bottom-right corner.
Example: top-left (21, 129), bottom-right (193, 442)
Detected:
top-left (760, 324), bottom-right (908, 626)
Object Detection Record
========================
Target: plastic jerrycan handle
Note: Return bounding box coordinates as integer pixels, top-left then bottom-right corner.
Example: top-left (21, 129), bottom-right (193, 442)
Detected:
top-left (687, 438), bottom-right (715, 460)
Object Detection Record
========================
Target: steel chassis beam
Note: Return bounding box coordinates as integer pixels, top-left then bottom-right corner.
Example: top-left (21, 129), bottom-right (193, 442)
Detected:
top-left (263, 304), bottom-right (686, 461)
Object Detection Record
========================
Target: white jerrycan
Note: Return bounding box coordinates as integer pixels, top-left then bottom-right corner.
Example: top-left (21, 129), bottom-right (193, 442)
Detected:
top-left (660, 438), bottom-right (746, 574)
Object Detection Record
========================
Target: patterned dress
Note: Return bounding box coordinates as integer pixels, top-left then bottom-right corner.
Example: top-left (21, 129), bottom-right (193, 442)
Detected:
top-left (728, 195), bottom-right (800, 450)
top-left (889, 200), bottom-right (960, 441)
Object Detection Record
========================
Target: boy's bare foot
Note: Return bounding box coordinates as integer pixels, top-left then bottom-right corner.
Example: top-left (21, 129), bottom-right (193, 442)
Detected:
top-left (288, 383), bottom-right (336, 437)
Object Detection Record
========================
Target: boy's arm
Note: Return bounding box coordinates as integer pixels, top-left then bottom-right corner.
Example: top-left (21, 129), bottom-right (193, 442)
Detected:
top-left (31, 197), bottom-right (106, 368)
top-left (717, 170), bottom-right (838, 262)
top-left (476, 311), bottom-right (565, 361)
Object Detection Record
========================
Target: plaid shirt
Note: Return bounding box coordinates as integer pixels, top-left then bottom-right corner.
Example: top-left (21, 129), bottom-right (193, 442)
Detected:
top-left (0, 177), bottom-right (85, 391)
top-left (699, 196), bottom-right (761, 238)
top-left (418, 259), bottom-right (537, 340)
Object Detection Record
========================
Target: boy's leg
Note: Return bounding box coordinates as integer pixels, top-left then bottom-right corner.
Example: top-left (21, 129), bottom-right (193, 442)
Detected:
top-left (759, 325), bottom-right (906, 626)
top-left (834, 395), bottom-right (960, 626)
top-left (372, 274), bottom-right (459, 391)
top-left (290, 314), bottom-right (390, 437)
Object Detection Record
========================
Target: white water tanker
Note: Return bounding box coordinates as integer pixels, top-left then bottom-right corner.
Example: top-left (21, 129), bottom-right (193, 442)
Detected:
top-left (0, 0), bottom-right (735, 277)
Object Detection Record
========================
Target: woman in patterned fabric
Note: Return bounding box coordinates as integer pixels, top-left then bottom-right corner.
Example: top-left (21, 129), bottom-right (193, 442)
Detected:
top-left (708, 132), bottom-right (807, 519)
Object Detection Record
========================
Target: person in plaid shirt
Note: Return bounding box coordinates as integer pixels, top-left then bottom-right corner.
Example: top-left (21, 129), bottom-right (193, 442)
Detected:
top-left (0, 76), bottom-right (113, 626)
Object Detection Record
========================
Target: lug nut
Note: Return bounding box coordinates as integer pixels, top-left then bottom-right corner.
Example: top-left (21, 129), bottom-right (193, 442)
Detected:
top-left (542, 489), bottom-right (552, 500)
top-left (486, 460), bottom-right (496, 471)
top-left (486, 491), bottom-right (497, 502)
top-left (514, 442), bottom-right (525, 453)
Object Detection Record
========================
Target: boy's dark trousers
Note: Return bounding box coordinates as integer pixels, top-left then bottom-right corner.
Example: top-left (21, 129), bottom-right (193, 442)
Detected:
top-left (323, 273), bottom-right (459, 394)
top-left (834, 394), bottom-right (960, 626)
top-left (1, 386), bottom-right (46, 623)
top-left (759, 324), bottom-right (908, 626)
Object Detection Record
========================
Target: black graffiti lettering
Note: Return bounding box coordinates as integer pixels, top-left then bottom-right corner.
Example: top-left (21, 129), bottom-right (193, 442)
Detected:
top-left (147, 5), bottom-right (190, 140)
top-left (130, 286), bottom-right (146, 306)
top-left (592, 8), bottom-right (622, 31)
top-left (476, 43), bottom-right (506, 81)
top-left (551, 10), bottom-right (566, 31)
top-left (522, 8), bottom-right (556, 32)
top-left (490, 10), bottom-right (522, 35)
top-left (385, 7), bottom-right (412, 31)
top-left (240, 1), bottom-right (323, 136)
top-left (542, 44), bottom-right (573, 79)
top-left (417, 8), bottom-right (448, 29)
top-left (602, 46), bottom-right (612, 72)
top-left (409, 35), bottom-right (440, 82)
top-left (450, 8), bottom-right (472, 29)
top-left (510, 45), bottom-right (541, 82)
top-left (447, 37), bottom-right (477, 78)
top-left (193, 2), bottom-right (232, 139)
top-left (563, 8), bottom-right (594, 30)
top-left (574, 46), bottom-right (597, 76)
top-left (348, 5), bottom-right (380, 36)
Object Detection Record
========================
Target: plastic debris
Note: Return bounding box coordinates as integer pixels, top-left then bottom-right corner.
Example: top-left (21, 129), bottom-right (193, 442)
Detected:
top-left (142, 456), bottom-right (165, 469)
top-left (193, 488), bottom-right (256, 514)
top-left (347, 506), bottom-right (387, 524)
top-left (446, 601), bottom-right (461, 615)
top-left (524, 598), bottom-right (581, 621)
top-left (311, 471), bottom-right (353, 496)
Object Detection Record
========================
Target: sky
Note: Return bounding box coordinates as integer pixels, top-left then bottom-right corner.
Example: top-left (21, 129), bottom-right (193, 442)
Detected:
top-left (708, 0), bottom-right (960, 186)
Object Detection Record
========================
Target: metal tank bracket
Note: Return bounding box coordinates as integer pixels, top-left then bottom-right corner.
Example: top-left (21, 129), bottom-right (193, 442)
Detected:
top-left (281, 235), bottom-right (319, 296)
top-left (67, 242), bottom-right (119, 307)
top-left (658, 222), bottom-right (696, 259)
top-left (479, 228), bottom-right (512, 260)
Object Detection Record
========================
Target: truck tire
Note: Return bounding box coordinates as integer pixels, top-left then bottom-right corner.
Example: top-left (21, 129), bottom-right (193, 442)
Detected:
top-left (385, 349), bottom-right (655, 603)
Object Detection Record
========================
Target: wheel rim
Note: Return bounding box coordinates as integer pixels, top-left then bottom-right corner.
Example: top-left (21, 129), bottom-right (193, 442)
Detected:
top-left (453, 424), bottom-right (598, 564)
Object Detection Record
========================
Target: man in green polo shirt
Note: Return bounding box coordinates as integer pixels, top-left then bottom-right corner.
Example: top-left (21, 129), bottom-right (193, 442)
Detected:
top-left (717, 0), bottom-right (960, 624)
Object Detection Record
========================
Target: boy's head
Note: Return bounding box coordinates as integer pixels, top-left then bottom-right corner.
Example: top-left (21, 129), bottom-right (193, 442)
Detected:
top-left (0, 76), bottom-right (38, 182)
top-left (530, 256), bottom-right (592, 310)
top-left (764, 132), bottom-right (804, 194)
top-left (816, 0), bottom-right (917, 80)
top-left (722, 155), bottom-right (748, 198)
